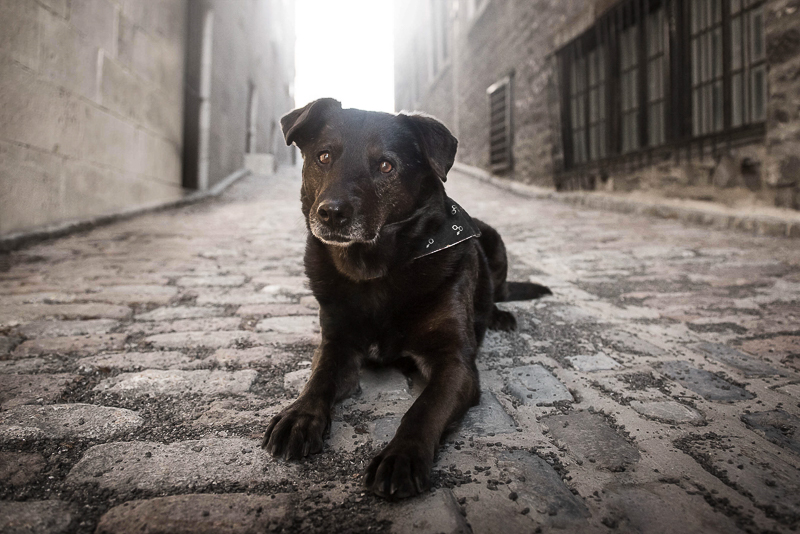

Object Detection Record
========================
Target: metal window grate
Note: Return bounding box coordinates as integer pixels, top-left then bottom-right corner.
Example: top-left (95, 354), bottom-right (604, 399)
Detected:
top-left (488, 76), bottom-right (513, 173)
top-left (557, 0), bottom-right (767, 173)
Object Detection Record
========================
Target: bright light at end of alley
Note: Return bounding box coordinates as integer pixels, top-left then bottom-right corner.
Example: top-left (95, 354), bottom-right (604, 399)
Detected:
top-left (294, 0), bottom-right (395, 113)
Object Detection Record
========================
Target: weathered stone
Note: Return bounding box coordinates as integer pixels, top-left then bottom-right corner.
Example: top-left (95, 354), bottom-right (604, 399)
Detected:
top-left (145, 331), bottom-right (273, 350)
top-left (566, 352), bottom-right (621, 372)
top-left (0, 358), bottom-right (53, 374)
top-left (0, 303), bottom-right (132, 324)
top-left (176, 275), bottom-right (247, 287)
top-left (371, 415), bottom-right (401, 444)
top-left (17, 319), bottom-right (119, 338)
top-left (76, 351), bottom-right (202, 372)
top-left (602, 483), bottom-right (741, 534)
top-left (0, 335), bottom-right (15, 355)
top-left (0, 452), bottom-right (46, 485)
top-left (677, 434), bottom-right (800, 524)
top-left (235, 303), bottom-right (317, 317)
top-left (461, 390), bottom-right (516, 436)
top-left (0, 373), bottom-right (77, 409)
top-left (126, 317), bottom-right (243, 336)
top-left (195, 290), bottom-right (293, 306)
top-left (506, 365), bottom-right (573, 405)
top-left (357, 367), bottom-right (412, 406)
top-left (12, 334), bottom-right (127, 358)
top-left (88, 285), bottom-right (178, 305)
top-left (255, 315), bottom-right (319, 335)
top-left (660, 361), bottom-right (754, 401)
top-left (67, 438), bottom-right (294, 493)
top-left (457, 450), bottom-right (589, 533)
top-left (741, 410), bottom-right (800, 454)
top-left (543, 411), bottom-right (640, 471)
top-left (382, 488), bottom-right (471, 534)
top-left (0, 500), bottom-right (75, 534)
top-left (629, 400), bottom-right (703, 424)
top-left (208, 347), bottom-right (291, 368)
top-left (135, 306), bottom-right (227, 321)
top-left (604, 331), bottom-right (666, 357)
top-left (95, 493), bottom-right (292, 534)
top-left (328, 421), bottom-right (362, 453)
top-left (96, 369), bottom-right (258, 397)
top-left (0, 404), bottom-right (143, 442)
top-left (283, 368), bottom-right (311, 394)
top-left (694, 342), bottom-right (781, 377)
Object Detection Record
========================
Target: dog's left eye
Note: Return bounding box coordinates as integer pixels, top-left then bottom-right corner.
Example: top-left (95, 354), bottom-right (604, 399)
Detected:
top-left (318, 152), bottom-right (331, 164)
top-left (379, 161), bottom-right (393, 173)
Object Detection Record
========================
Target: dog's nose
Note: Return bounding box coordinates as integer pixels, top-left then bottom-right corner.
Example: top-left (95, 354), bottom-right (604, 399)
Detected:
top-left (317, 200), bottom-right (353, 228)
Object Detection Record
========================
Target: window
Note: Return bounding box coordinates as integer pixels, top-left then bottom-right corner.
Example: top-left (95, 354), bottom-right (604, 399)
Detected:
top-left (731, 0), bottom-right (767, 126)
top-left (691, 0), bottom-right (723, 136)
top-left (570, 54), bottom-right (588, 164)
top-left (488, 76), bottom-right (513, 173)
top-left (589, 46), bottom-right (608, 160)
top-left (620, 24), bottom-right (640, 152)
top-left (558, 0), bottom-right (767, 171)
top-left (647, 7), bottom-right (667, 146)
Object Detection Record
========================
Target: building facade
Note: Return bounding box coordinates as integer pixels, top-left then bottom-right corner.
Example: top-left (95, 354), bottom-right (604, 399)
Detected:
top-left (394, 0), bottom-right (800, 210)
top-left (0, 0), bottom-right (295, 237)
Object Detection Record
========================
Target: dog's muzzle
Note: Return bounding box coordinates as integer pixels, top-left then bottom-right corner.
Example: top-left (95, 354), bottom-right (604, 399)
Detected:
top-left (310, 200), bottom-right (377, 246)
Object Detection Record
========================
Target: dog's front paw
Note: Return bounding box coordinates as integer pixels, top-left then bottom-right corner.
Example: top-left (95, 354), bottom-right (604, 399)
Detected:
top-left (261, 402), bottom-right (329, 461)
top-left (364, 442), bottom-right (432, 499)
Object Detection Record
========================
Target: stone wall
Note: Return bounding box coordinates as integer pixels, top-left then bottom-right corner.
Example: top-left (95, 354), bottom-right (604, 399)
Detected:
top-left (395, 0), bottom-right (800, 210)
top-left (0, 0), bottom-right (296, 237)
top-left (0, 0), bottom-right (187, 235)
top-left (765, 0), bottom-right (800, 209)
top-left (395, 0), bottom-right (587, 187)
top-left (197, 0), bottom-right (295, 189)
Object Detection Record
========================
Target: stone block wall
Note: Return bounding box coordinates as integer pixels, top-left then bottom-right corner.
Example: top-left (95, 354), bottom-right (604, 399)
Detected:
top-left (0, 0), bottom-right (187, 235)
top-left (765, 0), bottom-right (800, 209)
top-left (396, 0), bottom-right (800, 210)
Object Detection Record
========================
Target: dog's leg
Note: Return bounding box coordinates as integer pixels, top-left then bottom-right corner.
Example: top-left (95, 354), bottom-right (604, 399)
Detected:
top-left (364, 356), bottom-right (479, 499)
top-left (262, 339), bottom-right (361, 460)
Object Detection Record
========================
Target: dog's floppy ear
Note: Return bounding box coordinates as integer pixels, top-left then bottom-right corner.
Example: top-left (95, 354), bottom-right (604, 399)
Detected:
top-left (401, 113), bottom-right (458, 182)
top-left (281, 98), bottom-right (342, 147)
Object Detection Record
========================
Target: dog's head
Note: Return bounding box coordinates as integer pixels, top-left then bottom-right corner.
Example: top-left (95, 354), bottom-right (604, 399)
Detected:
top-left (281, 98), bottom-right (457, 247)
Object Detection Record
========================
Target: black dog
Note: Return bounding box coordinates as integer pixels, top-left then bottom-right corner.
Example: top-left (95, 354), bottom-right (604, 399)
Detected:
top-left (262, 98), bottom-right (549, 499)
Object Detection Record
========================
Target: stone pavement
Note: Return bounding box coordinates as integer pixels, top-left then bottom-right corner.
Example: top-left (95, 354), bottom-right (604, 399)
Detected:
top-left (1, 165), bottom-right (799, 533)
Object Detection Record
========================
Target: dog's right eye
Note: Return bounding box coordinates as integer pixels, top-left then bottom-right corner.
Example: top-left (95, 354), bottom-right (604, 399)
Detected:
top-left (318, 152), bottom-right (331, 164)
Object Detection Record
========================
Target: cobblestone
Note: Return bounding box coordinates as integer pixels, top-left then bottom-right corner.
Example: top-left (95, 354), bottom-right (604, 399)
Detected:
top-left (0, 403), bottom-right (143, 442)
top-left (95, 493), bottom-right (291, 534)
top-left (0, 373), bottom-right (77, 408)
top-left (505, 365), bottom-right (573, 405)
top-left (1, 166), bottom-right (799, 532)
top-left (12, 333), bottom-right (127, 358)
top-left (96, 369), bottom-right (258, 397)
top-left (67, 438), bottom-right (295, 494)
top-left (0, 500), bottom-right (76, 534)
top-left (0, 451), bottom-right (46, 486)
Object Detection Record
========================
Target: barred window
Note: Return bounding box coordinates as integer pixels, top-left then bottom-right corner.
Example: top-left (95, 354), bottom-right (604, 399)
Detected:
top-left (647, 7), bottom-right (667, 146)
top-left (620, 25), bottom-right (640, 153)
top-left (488, 76), bottom-right (513, 173)
top-left (559, 0), bottom-right (767, 171)
top-left (731, 0), bottom-right (767, 126)
top-left (691, 0), bottom-right (723, 136)
top-left (588, 46), bottom-right (608, 160)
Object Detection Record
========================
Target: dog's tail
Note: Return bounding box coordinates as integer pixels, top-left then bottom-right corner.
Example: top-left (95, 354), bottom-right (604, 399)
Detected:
top-left (504, 281), bottom-right (552, 301)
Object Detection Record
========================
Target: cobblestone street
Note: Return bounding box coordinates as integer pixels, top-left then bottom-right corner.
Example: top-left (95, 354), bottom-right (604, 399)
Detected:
top-left (1, 165), bottom-right (799, 534)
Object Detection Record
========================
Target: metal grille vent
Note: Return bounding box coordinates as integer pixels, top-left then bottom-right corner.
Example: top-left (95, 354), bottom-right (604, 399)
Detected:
top-left (488, 77), bottom-right (513, 173)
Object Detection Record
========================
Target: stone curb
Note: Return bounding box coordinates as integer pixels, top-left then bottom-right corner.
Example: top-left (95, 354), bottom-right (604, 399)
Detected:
top-left (452, 162), bottom-right (800, 239)
top-left (0, 169), bottom-right (252, 253)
